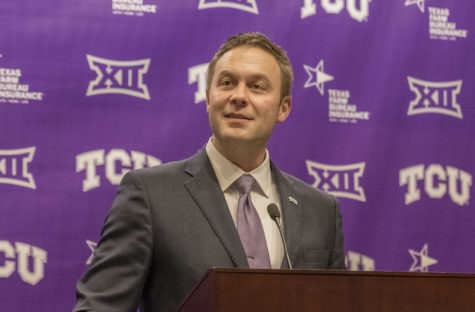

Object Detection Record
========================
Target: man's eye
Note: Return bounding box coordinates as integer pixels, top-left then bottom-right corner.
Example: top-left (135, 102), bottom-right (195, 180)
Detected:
top-left (253, 83), bottom-right (265, 90)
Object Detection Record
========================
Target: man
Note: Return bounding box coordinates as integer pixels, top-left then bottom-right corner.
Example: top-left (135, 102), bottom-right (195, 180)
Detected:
top-left (73, 32), bottom-right (345, 312)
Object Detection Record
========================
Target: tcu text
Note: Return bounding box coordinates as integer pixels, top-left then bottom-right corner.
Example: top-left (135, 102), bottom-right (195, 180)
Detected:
top-left (407, 76), bottom-right (463, 119)
top-left (76, 149), bottom-right (161, 192)
top-left (86, 54), bottom-right (151, 100)
top-left (399, 164), bottom-right (472, 206)
top-left (0, 147), bottom-right (36, 189)
top-left (346, 251), bottom-right (375, 271)
top-left (0, 241), bottom-right (47, 286)
top-left (301, 0), bottom-right (371, 22)
top-left (306, 160), bottom-right (366, 202)
top-left (188, 63), bottom-right (209, 104)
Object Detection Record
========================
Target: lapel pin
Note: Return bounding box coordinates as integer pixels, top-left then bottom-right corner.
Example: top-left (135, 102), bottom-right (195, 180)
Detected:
top-left (288, 196), bottom-right (298, 206)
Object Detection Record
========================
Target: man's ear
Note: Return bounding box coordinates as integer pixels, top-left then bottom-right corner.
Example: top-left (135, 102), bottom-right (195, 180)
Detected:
top-left (205, 89), bottom-right (210, 112)
top-left (278, 96), bottom-right (292, 122)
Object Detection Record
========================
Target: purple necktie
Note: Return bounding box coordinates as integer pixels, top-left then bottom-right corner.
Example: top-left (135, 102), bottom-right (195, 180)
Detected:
top-left (235, 174), bottom-right (271, 269)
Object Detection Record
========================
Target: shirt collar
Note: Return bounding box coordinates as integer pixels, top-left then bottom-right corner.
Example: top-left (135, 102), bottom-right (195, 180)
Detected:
top-left (205, 138), bottom-right (272, 197)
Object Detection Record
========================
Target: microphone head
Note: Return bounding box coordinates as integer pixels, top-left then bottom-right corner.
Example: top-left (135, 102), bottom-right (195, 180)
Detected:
top-left (267, 203), bottom-right (280, 220)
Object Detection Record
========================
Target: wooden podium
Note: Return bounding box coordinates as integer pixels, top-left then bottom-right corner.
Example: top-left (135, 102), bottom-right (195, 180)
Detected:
top-left (177, 268), bottom-right (475, 312)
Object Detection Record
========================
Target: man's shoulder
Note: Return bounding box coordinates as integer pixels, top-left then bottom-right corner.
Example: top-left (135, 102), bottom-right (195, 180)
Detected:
top-left (136, 157), bottom-right (188, 175)
top-left (123, 150), bottom-right (205, 183)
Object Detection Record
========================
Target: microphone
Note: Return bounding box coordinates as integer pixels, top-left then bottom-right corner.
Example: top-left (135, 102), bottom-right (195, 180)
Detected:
top-left (267, 203), bottom-right (293, 269)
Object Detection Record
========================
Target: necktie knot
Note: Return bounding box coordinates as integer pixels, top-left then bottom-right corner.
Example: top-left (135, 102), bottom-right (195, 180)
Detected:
top-left (234, 174), bottom-right (255, 195)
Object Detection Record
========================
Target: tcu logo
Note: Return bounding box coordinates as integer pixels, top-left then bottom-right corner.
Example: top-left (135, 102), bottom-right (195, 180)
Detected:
top-left (407, 77), bottom-right (463, 119)
top-left (198, 0), bottom-right (259, 14)
top-left (399, 164), bottom-right (472, 206)
top-left (76, 149), bottom-right (161, 192)
top-left (0, 147), bottom-right (36, 189)
top-left (188, 63), bottom-right (209, 104)
top-left (346, 251), bottom-right (375, 271)
top-left (86, 55), bottom-right (151, 100)
top-left (0, 241), bottom-right (47, 286)
top-left (306, 160), bottom-right (366, 202)
top-left (301, 0), bottom-right (371, 22)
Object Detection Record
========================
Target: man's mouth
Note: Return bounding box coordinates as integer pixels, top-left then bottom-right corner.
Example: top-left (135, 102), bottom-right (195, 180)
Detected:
top-left (225, 113), bottom-right (252, 120)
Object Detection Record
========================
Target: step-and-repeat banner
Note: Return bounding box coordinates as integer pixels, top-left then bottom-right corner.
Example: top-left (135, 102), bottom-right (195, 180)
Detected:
top-left (1, 0), bottom-right (474, 310)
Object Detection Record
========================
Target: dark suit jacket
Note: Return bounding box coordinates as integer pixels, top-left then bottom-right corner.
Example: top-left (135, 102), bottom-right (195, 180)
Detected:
top-left (73, 148), bottom-right (345, 312)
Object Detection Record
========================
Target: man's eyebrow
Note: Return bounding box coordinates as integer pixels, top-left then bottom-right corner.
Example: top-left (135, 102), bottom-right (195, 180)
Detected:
top-left (216, 70), bottom-right (272, 83)
top-left (216, 70), bottom-right (235, 78)
top-left (249, 74), bottom-right (271, 83)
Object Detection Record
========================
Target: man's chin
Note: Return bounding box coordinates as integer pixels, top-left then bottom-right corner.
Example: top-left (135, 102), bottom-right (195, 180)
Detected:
top-left (214, 132), bottom-right (252, 145)
top-left (222, 135), bottom-right (250, 143)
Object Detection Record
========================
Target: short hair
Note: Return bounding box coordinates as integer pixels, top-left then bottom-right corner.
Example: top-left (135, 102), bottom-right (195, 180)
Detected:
top-left (207, 32), bottom-right (294, 100)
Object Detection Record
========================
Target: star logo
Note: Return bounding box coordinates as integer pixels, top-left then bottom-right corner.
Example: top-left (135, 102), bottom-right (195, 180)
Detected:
top-left (404, 0), bottom-right (425, 13)
top-left (303, 60), bottom-right (334, 96)
top-left (85, 240), bottom-right (97, 265)
top-left (408, 243), bottom-right (438, 272)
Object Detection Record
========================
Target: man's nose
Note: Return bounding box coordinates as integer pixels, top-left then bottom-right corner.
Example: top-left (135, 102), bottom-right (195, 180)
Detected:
top-left (230, 83), bottom-right (248, 106)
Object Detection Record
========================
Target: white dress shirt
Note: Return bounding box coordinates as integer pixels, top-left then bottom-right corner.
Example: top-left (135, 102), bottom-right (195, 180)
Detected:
top-left (205, 139), bottom-right (284, 269)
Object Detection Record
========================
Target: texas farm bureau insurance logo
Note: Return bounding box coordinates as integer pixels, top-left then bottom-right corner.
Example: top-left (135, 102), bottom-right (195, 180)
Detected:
top-left (0, 147), bottom-right (36, 189)
top-left (0, 240), bottom-right (47, 286)
top-left (407, 76), bottom-right (463, 119)
top-left (404, 1), bottom-right (468, 41)
top-left (86, 55), bottom-right (151, 100)
top-left (303, 59), bottom-right (370, 123)
top-left (198, 0), bottom-right (259, 14)
top-left (0, 63), bottom-right (44, 105)
top-left (111, 0), bottom-right (157, 16)
top-left (301, 0), bottom-right (372, 22)
top-left (306, 160), bottom-right (366, 202)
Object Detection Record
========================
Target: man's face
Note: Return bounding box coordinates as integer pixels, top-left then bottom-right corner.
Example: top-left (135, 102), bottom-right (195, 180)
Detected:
top-left (206, 46), bottom-right (291, 149)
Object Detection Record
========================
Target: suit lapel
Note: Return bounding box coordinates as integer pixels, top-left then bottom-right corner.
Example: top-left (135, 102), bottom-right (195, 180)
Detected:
top-left (183, 149), bottom-right (249, 268)
top-left (271, 163), bottom-right (302, 269)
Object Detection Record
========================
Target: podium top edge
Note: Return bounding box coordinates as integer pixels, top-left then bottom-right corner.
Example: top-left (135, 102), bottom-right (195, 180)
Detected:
top-left (207, 268), bottom-right (475, 279)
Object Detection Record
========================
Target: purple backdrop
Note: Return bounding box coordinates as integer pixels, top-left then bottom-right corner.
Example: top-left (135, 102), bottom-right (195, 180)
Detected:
top-left (1, 0), bottom-right (474, 310)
